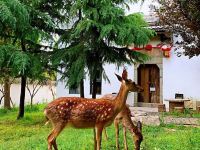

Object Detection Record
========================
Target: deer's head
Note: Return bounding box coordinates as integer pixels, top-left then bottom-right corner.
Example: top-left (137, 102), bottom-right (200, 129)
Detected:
top-left (115, 74), bottom-right (143, 93)
top-left (134, 121), bottom-right (143, 150)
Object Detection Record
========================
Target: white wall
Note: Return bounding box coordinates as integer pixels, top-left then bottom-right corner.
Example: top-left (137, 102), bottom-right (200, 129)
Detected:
top-left (56, 64), bottom-right (136, 106)
top-left (0, 84), bottom-right (55, 108)
top-left (57, 36), bottom-right (200, 108)
top-left (163, 36), bottom-right (200, 107)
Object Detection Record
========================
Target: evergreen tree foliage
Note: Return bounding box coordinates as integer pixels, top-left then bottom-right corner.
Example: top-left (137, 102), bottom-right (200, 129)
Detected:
top-left (54, 0), bottom-right (154, 97)
top-left (0, 0), bottom-right (29, 35)
top-left (0, 0), bottom-right (56, 118)
top-left (0, 0), bottom-right (154, 108)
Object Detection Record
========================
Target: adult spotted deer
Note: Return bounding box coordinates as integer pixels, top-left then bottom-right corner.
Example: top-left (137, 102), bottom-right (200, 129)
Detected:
top-left (44, 71), bottom-right (143, 150)
top-left (102, 94), bottom-right (143, 150)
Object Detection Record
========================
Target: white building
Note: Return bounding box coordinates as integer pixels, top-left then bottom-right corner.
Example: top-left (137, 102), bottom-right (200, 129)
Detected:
top-left (57, 18), bottom-right (200, 110)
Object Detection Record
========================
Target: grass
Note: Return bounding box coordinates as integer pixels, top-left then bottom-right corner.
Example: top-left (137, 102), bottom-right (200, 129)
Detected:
top-left (0, 104), bottom-right (200, 150)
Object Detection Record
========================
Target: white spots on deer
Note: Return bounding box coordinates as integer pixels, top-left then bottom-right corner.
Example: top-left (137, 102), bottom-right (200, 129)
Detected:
top-left (101, 114), bottom-right (105, 119)
top-left (91, 110), bottom-right (96, 114)
top-left (106, 115), bottom-right (111, 119)
top-left (60, 101), bottom-right (66, 105)
top-left (92, 101), bottom-right (98, 104)
top-left (79, 104), bottom-right (85, 109)
top-left (44, 72), bottom-right (144, 150)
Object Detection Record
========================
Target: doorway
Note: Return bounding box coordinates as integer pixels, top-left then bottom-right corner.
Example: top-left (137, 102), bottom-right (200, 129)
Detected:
top-left (138, 64), bottom-right (160, 103)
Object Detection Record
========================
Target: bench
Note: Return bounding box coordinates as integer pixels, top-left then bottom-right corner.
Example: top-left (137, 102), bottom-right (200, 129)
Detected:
top-left (165, 99), bottom-right (190, 112)
top-left (174, 107), bottom-right (184, 113)
top-left (197, 106), bottom-right (200, 113)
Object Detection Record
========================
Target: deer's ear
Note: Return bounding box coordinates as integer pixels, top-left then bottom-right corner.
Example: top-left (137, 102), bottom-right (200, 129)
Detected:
top-left (115, 74), bottom-right (122, 82)
top-left (122, 68), bottom-right (128, 80)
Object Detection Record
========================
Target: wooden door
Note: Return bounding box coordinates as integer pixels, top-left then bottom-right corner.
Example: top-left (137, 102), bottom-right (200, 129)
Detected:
top-left (138, 64), bottom-right (160, 103)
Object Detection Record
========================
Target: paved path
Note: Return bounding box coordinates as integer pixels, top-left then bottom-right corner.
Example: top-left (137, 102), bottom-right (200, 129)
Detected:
top-left (130, 107), bottom-right (200, 126)
top-left (130, 107), bottom-right (160, 126)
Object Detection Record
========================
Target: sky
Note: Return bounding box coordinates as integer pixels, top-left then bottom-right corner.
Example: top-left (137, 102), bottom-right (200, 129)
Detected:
top-left (126, 0), bottom-right (156, 15)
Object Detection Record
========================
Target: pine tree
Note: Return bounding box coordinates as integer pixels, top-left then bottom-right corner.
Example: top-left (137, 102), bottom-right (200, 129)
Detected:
top-left (0, 0), bottom-right (55, 118)
top-left (54, 0), bottom-right (154, 98)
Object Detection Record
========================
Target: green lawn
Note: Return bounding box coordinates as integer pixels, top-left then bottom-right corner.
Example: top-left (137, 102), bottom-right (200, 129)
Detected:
top-left (0, 104), bottom-right (200, 150)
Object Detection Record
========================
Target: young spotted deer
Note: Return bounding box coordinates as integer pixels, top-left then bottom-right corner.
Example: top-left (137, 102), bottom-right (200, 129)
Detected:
top-left (102, 94), bottom-right (143, 150)
top-left (44, 72), bottom-right (143, 150)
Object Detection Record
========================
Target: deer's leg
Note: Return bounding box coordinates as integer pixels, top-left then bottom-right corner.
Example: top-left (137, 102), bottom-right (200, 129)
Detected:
top-left (114, 119), bottom-right (120, 150)
top-left (94, 128), bottom-right (97, 150)
top-left (103, 128), bottom-right (108, 141)
top-left (47, 132), bottom-right (54, 150)
top-left (95, 125), bottom-right (103, 150)
top-left (47, 123), bottom-right (65, 150)
top-left (51, 139), bottom-right (58, 150)
top-left (123, 126), bottom-right (128, 150)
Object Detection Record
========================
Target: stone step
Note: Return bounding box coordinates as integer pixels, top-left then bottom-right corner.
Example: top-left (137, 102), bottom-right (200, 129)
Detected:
top-left (137, 102), bottom-right (160, 108)
top-left (163, 117), bottom-right (200, 125)
top-left (130, 107), bottom-right (158, 113)
top-left (130, 107), bottom-right (200, 126)
top-left (131, 116), bottom-right (160, 126)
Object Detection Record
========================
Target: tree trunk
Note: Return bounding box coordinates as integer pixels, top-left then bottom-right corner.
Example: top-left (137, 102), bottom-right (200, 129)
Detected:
top-left (78, 9), bottom-right (84, 98)
top-left (30, 96), bottom-right (33, 108)
top-left (4, 76), bottom-right (11, 109)
top-left (92, 77), bottom-right (97, 99)
top-left (80, 79), bottom-right (84, 98)
top-left (17, 76), bottom-right (26, 119)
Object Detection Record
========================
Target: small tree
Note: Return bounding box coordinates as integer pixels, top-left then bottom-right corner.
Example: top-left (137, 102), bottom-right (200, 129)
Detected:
top-left (0, 77), bottom-right (15, 108)
top-left (26, 79), bottom-right (44, 107)
top-left (26, 71), bottom-right (56, 107)
top-left (154, 0), bottom-right (200, 57)
top-left (47, 80), bottom-right (56, 100)
top-left (0, 80), bottom-right (5, 105)
top-left (3, 76), bottom-right (10, 109)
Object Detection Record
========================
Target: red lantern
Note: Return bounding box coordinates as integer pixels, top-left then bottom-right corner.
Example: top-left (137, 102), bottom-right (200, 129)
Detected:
top-left (145, 44), bottom-right (153, 51)
top-left (161, 45), bottom-right (171, 58)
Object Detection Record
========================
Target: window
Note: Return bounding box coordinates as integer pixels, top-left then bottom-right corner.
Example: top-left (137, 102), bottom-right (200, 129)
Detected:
top-left (90, 71), bottom-right (102, 95)
top-left (69, 84), bottom-right (80, 94)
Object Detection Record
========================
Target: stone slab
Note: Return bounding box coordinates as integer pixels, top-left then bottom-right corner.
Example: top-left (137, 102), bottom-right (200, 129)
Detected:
top-left (131, 116), bottom-right (161, 126)
top-left (163, 117), bottom-right (200, 125)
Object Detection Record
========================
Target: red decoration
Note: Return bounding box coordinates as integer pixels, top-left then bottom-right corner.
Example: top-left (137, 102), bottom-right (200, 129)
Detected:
top-left (145, 44), bottom-right (153, 51)
top-left (162, 47), bottom-right (171, 51)
top-left (161, 45), bottom-right (171, 51)
top-left (131, 43), bottom-right (172, 58)
top-left (160, 45), bottom-right (171, 58)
